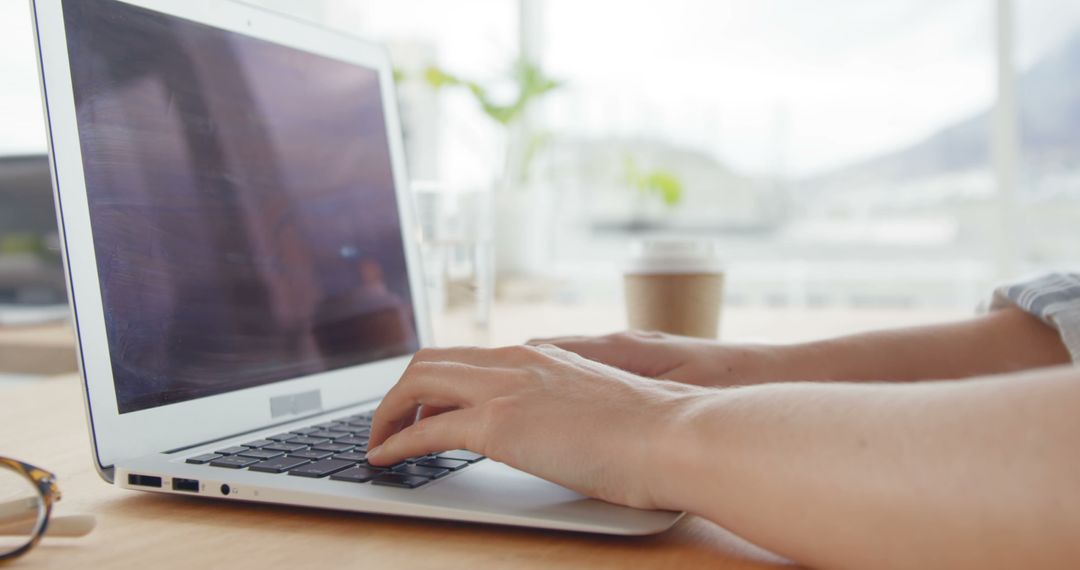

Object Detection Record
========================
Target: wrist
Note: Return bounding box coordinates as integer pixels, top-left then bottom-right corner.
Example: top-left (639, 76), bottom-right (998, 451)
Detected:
top-left (645, 387), bottom-right (727, 512)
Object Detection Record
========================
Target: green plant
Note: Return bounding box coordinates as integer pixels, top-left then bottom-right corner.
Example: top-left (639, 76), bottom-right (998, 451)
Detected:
top-left (423, 60), bottom-right (561, 126)
top-left (0, 234), bottom-right (46, 256)
top-left (416, 60), bottom-right (562, 186)
top-left (623, 156), bottom-right (684, 207)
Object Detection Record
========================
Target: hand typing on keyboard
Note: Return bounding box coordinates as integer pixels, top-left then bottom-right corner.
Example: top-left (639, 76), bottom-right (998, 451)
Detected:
top-left (365, 344), bottom-right (704, 510)
top-left (371, 308), bottom-right (1080, 570)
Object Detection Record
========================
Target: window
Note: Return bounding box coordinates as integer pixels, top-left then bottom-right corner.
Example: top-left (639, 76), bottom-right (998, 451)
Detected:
top-left (1013, 0), bottom-right (1080, 274)
top-left (0, 1), bottom-right (45, 155)
top-left (330, 0), bottom-right (1080, 309)
top-left (2, 0), bottom-right (1078, 313)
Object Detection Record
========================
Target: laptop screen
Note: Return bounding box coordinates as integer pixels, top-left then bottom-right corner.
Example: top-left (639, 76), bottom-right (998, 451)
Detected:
top-left (62, 0), bottom-right (420, 414)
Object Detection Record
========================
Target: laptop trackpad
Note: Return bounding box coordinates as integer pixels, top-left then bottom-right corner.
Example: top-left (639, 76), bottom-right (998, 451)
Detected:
top-left (420, 460), bottom-right (681, 534)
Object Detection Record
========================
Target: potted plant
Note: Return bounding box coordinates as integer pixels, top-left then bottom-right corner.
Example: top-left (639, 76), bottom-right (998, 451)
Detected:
top-left (623, 155), bottom-right (684, 231)
top-left (419, 60), bottom-right (562, 279)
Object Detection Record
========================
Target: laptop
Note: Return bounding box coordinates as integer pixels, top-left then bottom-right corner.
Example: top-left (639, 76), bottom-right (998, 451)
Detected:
top-left (30, 0), bottom-right (682, 535)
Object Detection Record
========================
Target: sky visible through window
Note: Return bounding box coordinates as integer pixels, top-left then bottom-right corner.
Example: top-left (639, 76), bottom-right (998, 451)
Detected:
top-left (540, 0), bottom-right (1080, 177)
top-left (4, 1), bottom-right (1079, 175)
top-left (0, 1), bottom-right (46, 155)
top-left (4, 1), bottom-right (1079, 309)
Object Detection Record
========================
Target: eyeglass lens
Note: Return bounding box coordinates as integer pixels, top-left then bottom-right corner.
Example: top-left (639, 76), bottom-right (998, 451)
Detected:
top-left (0, 466), bottom-right (46, 557)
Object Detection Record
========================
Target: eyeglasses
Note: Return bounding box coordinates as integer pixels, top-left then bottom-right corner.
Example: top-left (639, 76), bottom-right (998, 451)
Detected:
top-left (0, 457), bottom-right (94, 562)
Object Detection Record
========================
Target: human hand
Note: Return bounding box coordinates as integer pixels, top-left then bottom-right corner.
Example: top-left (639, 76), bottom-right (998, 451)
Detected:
top-left (365, 344), bottom-right (709, 509)
top-left (528, 330), bottom-right (759, 387)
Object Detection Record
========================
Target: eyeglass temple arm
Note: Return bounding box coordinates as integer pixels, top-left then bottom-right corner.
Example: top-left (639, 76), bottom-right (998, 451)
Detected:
top-left (43, 514), bottom-right (96, 537)
top-left (0, 498), bottom-right (95, 537)
top-left (0, 498), bottom-right (37, 519)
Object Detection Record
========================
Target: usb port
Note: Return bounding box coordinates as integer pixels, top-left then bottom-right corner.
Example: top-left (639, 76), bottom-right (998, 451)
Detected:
top-left (172, 478), bottom-right (200, 493)
top-left (127, 474), bottom-right (163, 488)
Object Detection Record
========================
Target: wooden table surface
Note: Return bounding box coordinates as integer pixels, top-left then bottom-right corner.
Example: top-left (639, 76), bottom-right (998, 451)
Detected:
top-left (0, 302), bottom-right (971, 568)
top-left (0, 301), bottom-right (968, 375)
top-left (0, 322), bottom-right (76, 376)
top-left (1, 375), bottom-right (799, 569)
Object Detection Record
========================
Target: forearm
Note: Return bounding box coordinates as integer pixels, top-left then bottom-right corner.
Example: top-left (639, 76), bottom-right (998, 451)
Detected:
top-left (656, 367), bottom-right (1080, 569)
top-left (728, 307), bottom-right (1070, 384)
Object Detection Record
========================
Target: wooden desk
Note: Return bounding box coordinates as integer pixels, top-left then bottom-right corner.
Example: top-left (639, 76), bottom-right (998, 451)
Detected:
top-left (1, 303), bottom-right (969, 567)
top-left (0, 302), bottom-right (966, 375)
top-left (1, 376), bottom-right (798, 569)
top-left (434, 302), bottom-right (969, 347)
top-left (0, 323), bottom-right (76, 375)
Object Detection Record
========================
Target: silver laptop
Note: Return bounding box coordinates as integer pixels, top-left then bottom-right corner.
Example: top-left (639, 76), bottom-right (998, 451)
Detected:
top-left (31, 0), bottom-right (681, 535)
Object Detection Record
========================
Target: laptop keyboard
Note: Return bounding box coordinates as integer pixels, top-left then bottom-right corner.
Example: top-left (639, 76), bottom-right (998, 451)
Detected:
top-left (184, 411), bottom-right (484, 489)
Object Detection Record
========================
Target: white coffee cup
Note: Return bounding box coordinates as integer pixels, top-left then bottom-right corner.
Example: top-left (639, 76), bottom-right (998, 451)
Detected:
top-left (623, 240), bottom-right (725, 339)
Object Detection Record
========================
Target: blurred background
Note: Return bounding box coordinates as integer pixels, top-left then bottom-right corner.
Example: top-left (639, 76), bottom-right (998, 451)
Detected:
top-left (2, 0), bottom-right (1080, 367)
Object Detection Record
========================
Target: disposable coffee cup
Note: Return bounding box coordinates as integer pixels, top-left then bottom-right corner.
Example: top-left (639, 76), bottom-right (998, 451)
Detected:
top-left (623, 240), bottom-right (724, 339)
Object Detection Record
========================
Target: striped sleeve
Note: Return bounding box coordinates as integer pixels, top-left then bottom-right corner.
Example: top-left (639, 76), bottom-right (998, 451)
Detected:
top-left (989, 273), bottom-right (1080, 363)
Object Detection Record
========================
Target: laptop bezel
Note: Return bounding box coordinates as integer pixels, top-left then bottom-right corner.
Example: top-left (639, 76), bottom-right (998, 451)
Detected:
top-left (31, 0), bottom-right (433, 478)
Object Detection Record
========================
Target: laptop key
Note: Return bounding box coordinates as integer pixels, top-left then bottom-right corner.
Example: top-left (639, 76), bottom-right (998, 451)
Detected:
top-left (333, 436), bottom-right (368, 447)
top-left (210, 456), bottom-right (260, 469)
top-left (249, 456), bottom-right (311, 474)
top-left (264, 443), bottom-right (307, 453)
top-left (290, 427), bottom-right (321, 436)
top-left (186, 453), bottom-right (223, 465)
top-left (215, 446), bottom-right (249, 456)
top-left (332, 452), bottom-right (371, 463)
top-left (242, 439), bottom-right (274, 448)
top-left (238, 449), bottom-right (284, 460)
top-left (330, 466), bottom-right (385, 483)
top-left (416, 458), bottom-right (469, 471)
top-left (437, 450), bottom-right (485, 463)
top-left (312, 443), bottom-right (353, 453)
top-left (371, 473), bottom-right (429, 489)
top-left (309, 430), bottom-right (350, 440)
top-left (290, 449), bottom-right (333, 461)
top-left (288, 459), bottom-right (354, 478)
top-left (332, 426), bottom-right (369, 436)
top-left (267, 433), bottom-right (298, 442)
top-left (288, 437), bottom-right (330, 446)
top-left (394, 464), bottom-right (450, 479)
top-left (376, 461), bottom-right (410, 470)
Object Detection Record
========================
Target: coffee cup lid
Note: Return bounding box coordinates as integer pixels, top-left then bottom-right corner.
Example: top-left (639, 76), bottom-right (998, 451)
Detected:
top-left (624, 239), bottom-right (723, 275)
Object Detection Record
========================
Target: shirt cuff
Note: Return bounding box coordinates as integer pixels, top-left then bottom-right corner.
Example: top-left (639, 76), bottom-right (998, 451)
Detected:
top-left (989, 273), bottom-right (1080, 364)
